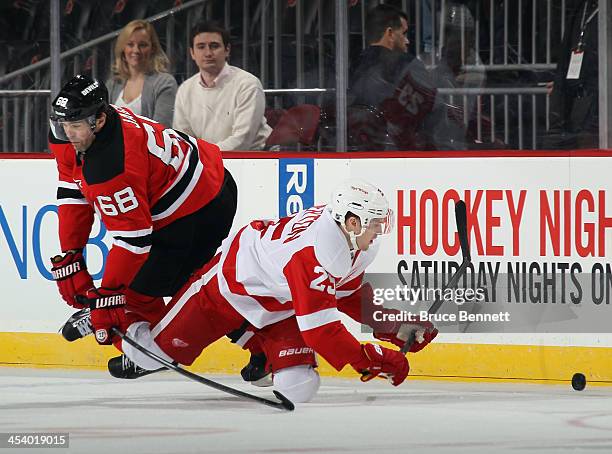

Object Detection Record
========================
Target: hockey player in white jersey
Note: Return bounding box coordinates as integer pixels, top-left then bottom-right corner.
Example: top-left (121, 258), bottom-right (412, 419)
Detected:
top-left (120, 179), bottom-right (437, 402)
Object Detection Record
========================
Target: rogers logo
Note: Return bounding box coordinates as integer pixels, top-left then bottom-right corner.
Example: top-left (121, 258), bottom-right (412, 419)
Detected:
top-left (278, 347), bottom-right (314, 357)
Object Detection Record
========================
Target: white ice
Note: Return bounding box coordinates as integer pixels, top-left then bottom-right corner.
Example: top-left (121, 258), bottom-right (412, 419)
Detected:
top-left (1, 368), bottom-right (611, 454)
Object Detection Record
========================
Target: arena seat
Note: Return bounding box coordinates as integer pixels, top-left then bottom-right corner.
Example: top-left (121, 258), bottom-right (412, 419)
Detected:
top-left (265, 104), bottom-right (320, 150)
top-left (347, 104), bottom-right (396, 151)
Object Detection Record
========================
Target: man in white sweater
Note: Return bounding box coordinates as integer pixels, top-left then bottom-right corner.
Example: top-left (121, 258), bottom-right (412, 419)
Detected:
top-left (173, 21), bottom-right (272, 151)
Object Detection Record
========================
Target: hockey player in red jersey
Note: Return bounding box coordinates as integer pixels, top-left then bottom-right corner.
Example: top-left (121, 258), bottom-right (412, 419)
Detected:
top-left (119, 179), bottom-right (437, 402)
top-left (48, 75), bottom-right (238, 377)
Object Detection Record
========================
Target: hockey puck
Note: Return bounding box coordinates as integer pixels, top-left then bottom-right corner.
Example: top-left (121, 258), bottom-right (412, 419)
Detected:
top-left (571, 373), bottom-right (586, 391)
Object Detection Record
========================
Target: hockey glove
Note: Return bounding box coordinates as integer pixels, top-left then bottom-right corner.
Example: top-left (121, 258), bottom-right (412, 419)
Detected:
top-left (353, 343), bottom-right (409, 386)
top-left (374, 318), bottom-right (438, 353)
top-left (50, 250), bottom-right (94, 308)
top-left (76, 287), bottom-right (129, 345)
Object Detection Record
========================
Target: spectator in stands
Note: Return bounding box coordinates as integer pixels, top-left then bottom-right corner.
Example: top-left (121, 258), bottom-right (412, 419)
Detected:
top-left (106, 19), bottom-right (177, 126)
top-left (173, 21), bottom-right (271, 151)
top-left (349, 4), bottom-right (466, 150)
top-left (544, 0), bottom-right (599, 149)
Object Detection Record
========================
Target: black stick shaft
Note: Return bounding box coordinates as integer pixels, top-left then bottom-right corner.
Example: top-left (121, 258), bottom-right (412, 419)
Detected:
top-left (112, 327), bottom-right (294, 411)
top-left (400, 200), bottom-right (471, 354)
top-left (455, 200), bottom-right (471, 262)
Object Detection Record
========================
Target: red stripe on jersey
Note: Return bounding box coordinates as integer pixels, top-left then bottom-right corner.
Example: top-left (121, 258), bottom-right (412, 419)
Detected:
top-left (271, 215), bottom-right (293, 241)
top-left (336, 282), bottom-right (398, 332)
top-left (52, 143), bottom-right (94, 251)
top-left (101, 240), bottom-right (148, 288)
top-left (58, 204), bottom-right (94, 251)
top-left (300, 320), bottom-right (364, 371)
top-left (173, 252), bottom-right (222, 303)
top-left (337, 271), bottom-right (364, 293)
top-left (336, 283), bottom-right (369, 324)
top-left (154, 252), bottom-right (225, 338)
top-left (222, 227), bottom-right (291, 313)
top-left (283, 246), bottom-right (340, 317)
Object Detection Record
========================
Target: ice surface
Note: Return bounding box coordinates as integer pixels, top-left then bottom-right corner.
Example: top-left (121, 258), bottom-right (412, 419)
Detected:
top-left (1, 368), bottom-right (611, 453)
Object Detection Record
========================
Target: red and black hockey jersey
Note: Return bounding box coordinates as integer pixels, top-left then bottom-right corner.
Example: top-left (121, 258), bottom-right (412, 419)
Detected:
top-left (49, 106), bottom-right (225, 289)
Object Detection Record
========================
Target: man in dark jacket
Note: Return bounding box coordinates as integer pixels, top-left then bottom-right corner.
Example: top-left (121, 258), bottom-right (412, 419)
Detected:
top-left (349, 4), bottom-right (466, 150)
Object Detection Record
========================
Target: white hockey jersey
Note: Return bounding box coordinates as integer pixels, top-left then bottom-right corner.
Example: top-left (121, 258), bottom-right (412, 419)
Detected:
top-left (215, 205), bottom-right (379, 370)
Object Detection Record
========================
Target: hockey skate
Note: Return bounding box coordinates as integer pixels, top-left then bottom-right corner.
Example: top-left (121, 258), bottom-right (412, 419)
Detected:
top-left (108, 354), bottom-right (166, 379)
top-left (60, 308), bottom-right (93, 341)
top-left (241, 352), bottom-right (273, 387)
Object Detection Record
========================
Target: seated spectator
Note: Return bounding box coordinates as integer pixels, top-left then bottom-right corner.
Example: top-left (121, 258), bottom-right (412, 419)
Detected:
top-left (349, 4), bottom-right (466, 150)
top-left (173, 21), bottom-right (271, 151)
top-left (106, 19), bottom-right (177, 126)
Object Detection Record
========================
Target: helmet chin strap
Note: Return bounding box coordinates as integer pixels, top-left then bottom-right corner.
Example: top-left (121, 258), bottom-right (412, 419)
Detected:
top-left (348, 230), bottom-right (359, 250)
top-left (340, 223), bottom-right (364, 251)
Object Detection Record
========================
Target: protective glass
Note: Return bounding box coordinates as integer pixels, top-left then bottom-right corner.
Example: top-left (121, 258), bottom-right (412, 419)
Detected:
top-left (366, 209), bottom-right (395, 235)
top-left (49, 115), bottom-right (95, 142)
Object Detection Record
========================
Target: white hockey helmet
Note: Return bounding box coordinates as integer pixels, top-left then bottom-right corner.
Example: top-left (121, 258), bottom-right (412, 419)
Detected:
top-left (329, 179), bottom-right (394, 235)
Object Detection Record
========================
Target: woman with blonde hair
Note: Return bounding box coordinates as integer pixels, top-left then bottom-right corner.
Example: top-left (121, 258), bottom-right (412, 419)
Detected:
top-left (106, 19), bottom-right (177, 126)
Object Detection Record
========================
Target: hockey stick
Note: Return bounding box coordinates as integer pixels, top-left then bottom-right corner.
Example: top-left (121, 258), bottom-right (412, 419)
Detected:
top-left (400, 199), bottom-right (471, 354)
top-left (111, 327), bottom-right (295, 411)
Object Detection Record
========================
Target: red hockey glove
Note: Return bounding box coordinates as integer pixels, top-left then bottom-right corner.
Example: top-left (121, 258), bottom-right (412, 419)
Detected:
top-left (353, 343), bottom-right (409, 386)
top-left (50, 250), bottom-right (94, 308)
top-left (374, 318), bottom-right (438, 353)
top-left (76, 287), bottom-right (129, 345)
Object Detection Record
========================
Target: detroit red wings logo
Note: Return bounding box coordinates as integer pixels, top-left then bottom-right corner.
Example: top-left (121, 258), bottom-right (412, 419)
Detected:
top-left (172, 338), bottom-right (189, 348)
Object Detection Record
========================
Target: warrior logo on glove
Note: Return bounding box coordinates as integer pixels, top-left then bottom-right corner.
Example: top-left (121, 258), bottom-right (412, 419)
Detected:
top-left (76, 287), bottom-right (129, 346)
top-left (50, 250), bottom-right (94, 308)
top-left (92, 294), bottom-right (127, 309)
top-left (51, 260), bottom-right (83, 280)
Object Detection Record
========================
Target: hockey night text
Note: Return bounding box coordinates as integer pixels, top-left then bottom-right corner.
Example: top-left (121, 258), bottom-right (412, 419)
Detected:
top-left (396, 189), bottom-right (612, 257)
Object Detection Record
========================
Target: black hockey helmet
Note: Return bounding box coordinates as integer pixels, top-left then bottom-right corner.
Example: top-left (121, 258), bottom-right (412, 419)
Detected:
top-left (49, 75), bottom-right (109, 141)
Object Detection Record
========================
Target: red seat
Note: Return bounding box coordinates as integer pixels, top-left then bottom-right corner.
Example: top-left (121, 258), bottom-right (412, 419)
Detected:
top-left (264, 108), bottom-right (287, 129)
top-left (347, 104), bottom-right (395, 151)
top-left (266, 104), bottom-right (321, 149)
